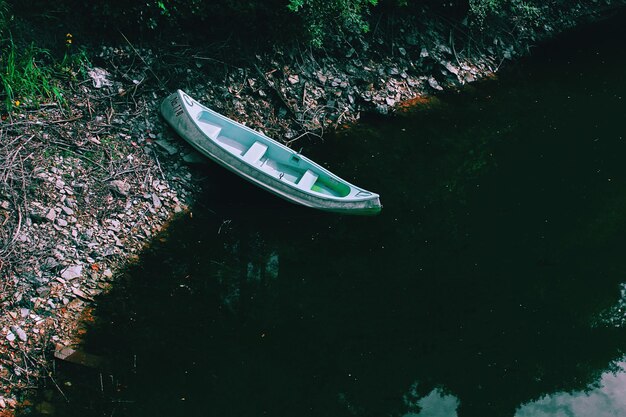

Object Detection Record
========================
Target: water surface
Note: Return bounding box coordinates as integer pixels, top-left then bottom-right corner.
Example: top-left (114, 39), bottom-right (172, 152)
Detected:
top-left (29, 12), bottom-right (626, 417)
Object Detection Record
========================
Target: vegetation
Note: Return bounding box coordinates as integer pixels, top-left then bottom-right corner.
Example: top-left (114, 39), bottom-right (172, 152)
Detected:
top-left (287, 0), bottom-right (379, 47)
top-left (0, 0), bottom-right (618, 109)
top-left (0, 1), bottom-right (89, 111)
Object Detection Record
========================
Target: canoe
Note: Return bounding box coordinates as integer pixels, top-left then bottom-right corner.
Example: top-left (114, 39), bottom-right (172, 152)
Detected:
top-left (160, 90), bottom-right (382, 214)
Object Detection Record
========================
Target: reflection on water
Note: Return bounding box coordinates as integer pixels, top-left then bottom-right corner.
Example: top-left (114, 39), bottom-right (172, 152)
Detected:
top-left (516, 361), bottom-right (626, 417)
top-left (28, 10), bottom-right (626, 417)
top-left (402, 361), bottom-right (626, 417)
top-left (404, 388), bottom-right (460, 417)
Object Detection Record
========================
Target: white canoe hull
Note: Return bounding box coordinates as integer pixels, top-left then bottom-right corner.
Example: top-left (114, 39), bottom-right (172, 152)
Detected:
top-left (161, 90), bottom-right (382, 214)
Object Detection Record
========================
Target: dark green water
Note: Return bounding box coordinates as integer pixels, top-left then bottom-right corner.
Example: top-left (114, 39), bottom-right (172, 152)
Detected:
top-left (28, 12), bottom-right (626, 417)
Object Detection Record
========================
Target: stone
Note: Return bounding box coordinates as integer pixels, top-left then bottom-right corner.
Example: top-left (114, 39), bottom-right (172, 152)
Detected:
top-left (287, 74), bottom-right (299, 85)
top-left (10, 326), bottom-right (27, 342)
top-left (463, 73), bottom-right (476, 83)
top-left (57, 218), bottom-right (68, 227)
top-left (6, 332), bottom-right (15, 342)
top-left (87, 67), bottom-right (113, 89)
top-left (375, 104), bottom-right (389, 115)
top-left (45, 209), bottom-right (56, 222)
top-left (152, 194), bottom-right (162, 209)
top-left (420, 48), bottom-right (429, 58)
top-left (109, 180), bottom-right (131, 196)
top-left (154, 139), bottom-right (178, 155)
top-left (61, 265), bottom-right (83, 280)
top-left (428, 77), bottom-right (443, 91)
top-left (62, 206), bottom-right (75, 216)
top-left (181, 151), bottom-right (205, 164)
top-left (444, 62), bottom-right (459, 75)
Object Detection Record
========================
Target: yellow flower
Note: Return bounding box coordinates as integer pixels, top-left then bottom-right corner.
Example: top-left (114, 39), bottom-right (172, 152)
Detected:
top-left (66, 33), bottom-right (72, 38)
top-left (14, 100), bottom-right (20, 106)
top-left (67, 39), bottom-right (72, 44)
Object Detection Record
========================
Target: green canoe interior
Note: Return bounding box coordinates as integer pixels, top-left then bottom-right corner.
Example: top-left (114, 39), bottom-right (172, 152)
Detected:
top-left (196, 110), bottom-right (352, 198)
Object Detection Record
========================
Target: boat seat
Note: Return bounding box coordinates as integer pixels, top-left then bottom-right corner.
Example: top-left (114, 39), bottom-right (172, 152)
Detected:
top-left (242, 141), bottom-right (268, 164)
top-left (196, 112), bottom-right (222, 140)
top-left (297, 170), bottom-right (319, 190)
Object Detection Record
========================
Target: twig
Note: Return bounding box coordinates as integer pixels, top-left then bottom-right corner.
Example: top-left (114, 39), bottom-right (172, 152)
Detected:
top-left (49, 372), bottom-right (70, 403)
top-left (253, 64), bottom-right (299, 120)
top-left (284, 130), bottom-right (324, 147)
top-left (119, 31), bottom-right (165, 90)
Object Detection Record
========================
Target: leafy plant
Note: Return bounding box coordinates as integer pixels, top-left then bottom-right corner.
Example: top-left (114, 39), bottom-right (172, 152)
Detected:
top-left (288, 0), bottom-right (379, 47)
top-left (0, 40), bottom-right (65, 110)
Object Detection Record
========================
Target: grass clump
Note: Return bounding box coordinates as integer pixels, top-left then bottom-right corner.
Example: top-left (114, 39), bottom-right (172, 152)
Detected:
top-left (0, 2), bottom-right (90, 112)
top-left (0, 41), bottom-right (66, 110)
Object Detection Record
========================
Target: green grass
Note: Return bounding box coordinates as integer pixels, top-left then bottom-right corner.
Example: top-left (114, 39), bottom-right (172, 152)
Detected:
top-left (0, 31), bottom-right (91, 112)
top-left (0, 40), bottom-right (66, 110)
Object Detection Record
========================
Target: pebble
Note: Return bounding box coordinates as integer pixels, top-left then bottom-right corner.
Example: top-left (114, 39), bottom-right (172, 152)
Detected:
top-left (57, 218), bottom-right (68, 227)
top-left (61, 265), bottom-right (83, 280)
top-left (152, 194), bottom-right (163, 209)
top-left (109, 180), bottom-right (131, 196)
top-left (10, 326), bottom-right (27, 342)
top-left (46, 209), bottom-right (56, 221)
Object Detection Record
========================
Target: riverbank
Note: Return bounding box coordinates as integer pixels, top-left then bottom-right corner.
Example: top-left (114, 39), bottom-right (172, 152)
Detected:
top-left (0, 2), bottom-right (625, 411)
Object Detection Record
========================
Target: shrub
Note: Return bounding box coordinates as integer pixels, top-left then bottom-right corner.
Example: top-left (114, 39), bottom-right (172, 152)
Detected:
top-left (288, 0), bottom-right (379, 47)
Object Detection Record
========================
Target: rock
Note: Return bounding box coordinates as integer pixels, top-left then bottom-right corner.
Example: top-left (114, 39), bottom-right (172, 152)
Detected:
top-left (45, 209), bottom-right (56, 222)
top-left (154, 139), bottom-right (178, 155)
top-left (444, 62), bottom-right (459, 75)
top-left (87, 67), bottom-right (113, 89)
top-left (375, 104), bottom-right (389, 115)
top-left (61, 206), bottom-right (75, 216)
top-left (103, 269), bottom-right (113, 279)
top-left (152, 194), bottom-right (162, 209)
top-left (463, 73), bottom-right (476, 83)
top-left (54, 347), bottom-right (104, 368)
top-left (6, 332), bottom-right (15, 342)
top-left (72, 287), bottom-right (92, 301)
top-left (181, 151), bottom-right (205, 164)
top-left (61, 265), bottom-right (83, 280)
top-left (385, 97), bottom-right (396, 106)
top-left (287, 74), bottom-right (299, 85)
top-left (56, 218), bottom-right (68, 227)
top-left (398, 47), bottom-right (407, 56)
top-left (428, 77), bottom-right (443, 91)
top-left (10, 326), bottom-right (27, 342)
top-left (109, 180), bottom-right (131, 196)
top-left (420, 48), bottom-right (429, 58)
top-left (36, 286), bottom-right (51, 297)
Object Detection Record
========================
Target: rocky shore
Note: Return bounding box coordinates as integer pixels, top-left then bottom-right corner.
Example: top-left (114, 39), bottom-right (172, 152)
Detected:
top-left (0, 3), bottom-right (624, 410)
